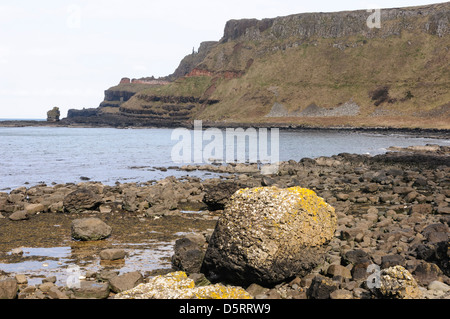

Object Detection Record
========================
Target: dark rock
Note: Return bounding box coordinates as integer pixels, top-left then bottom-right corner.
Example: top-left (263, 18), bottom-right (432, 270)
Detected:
top-left (422, 223), bottom-right (449, 244)
top-left (8, 210), bottom-right (29, 221)
top-left (415, 238), bottom-right (450, 277)
top-left (437, 206), bottom-right (450, 215)
top-left (415, 243), bottom-right (438, 261)
top-left (48, 286), bottom-right (69, 299)
top-left (363, 183), bottom-right (379, 193)
top-left (381, 255), bottom-right (406, 269)
top-left (97, 270), bottom-right (119, 282)
top-left (405, 191), bottom-right (419, 203)
top-left (371, 171), bottom-right (388, 183)
top-left (109, 271), bottom-right (143, 293)
top-left (379, 193), bottom-right (398, 203)
top-left (426, 232), bottom-right (449, 244)
top-left (307, 275), bottom-right (339, 299)
top-left (336, 193), bottom-right (349, 201)
top-left (38, 282), bottom-right (55, 293)
top-left (393, 186), bottom-right (414, 195)
top-left (386, 168), bottom-right (404, 177)
top-left (299, 158), bottom-right (316, 165)
top-left (413, 176), bottom-right (428, 187)
top-left (71, 281), bottom-right (110, 299)
top-left (412, 261), bottom-right (444, 286)
top-left (326, 265), bottom-right (352, 279)
top-left (410, 204), bottom-right (433, 215)
top-left (342, 249), bottom-right (372, 281)
top-left (342, 249), bottom-right (371, 265)
top-left (351, 263), bottom-right (371, 281)
top-left (67, 108), bottom-right (98, 118)
top-left (261, 176), bottom-right (276, 187)
top-left (440, 216), bottom-right (450, 227)
top-left (42, 276), bottom-right (57, 284)
top-left (17, 286), bottom-right (36, 299)
top-left (171, 238), bottom-right (205, 274)
top-left (99, 249), bottom-right (126, 261)
top-left (202, 181), bottom-right (247, 211)
top-left (71, 218), bottom-right (112, 241)
top-left (63, 188), bottom-right (103, 214)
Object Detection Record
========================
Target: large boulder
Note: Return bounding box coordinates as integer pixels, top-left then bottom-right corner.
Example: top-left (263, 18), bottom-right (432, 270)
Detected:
top-left (63, 188), bottom-right (103, 214)
top-left (71, 218), bottom-right (112, 241)
top-left (201, 186), bottom-right (337, 287)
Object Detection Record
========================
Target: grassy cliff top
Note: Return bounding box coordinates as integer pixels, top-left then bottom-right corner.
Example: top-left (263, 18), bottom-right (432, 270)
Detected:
top-left (113, 2), bottom-right (450, 129)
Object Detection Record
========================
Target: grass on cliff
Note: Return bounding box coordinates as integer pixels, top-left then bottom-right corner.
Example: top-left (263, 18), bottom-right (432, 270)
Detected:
top-left (120, 76), bottom-right (213, 112)
top-left (138, 76), bottom-right (213, 98)
top-left (118, 25), bottom-right (449, 128)
top-left (108, 83), bottom-right (155, 94)
top-left (198, 30), bottom-right (450, 127)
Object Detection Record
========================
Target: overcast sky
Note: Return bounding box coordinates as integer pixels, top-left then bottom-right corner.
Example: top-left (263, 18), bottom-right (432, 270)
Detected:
top-left (0, 0), bottom-right (444, 119)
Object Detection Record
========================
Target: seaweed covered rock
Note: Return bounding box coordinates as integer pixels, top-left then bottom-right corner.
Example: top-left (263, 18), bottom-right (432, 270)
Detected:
top-left (114, 272), bottom-right (252, 299)
top-left (201, 186), bottom-right (337, 287)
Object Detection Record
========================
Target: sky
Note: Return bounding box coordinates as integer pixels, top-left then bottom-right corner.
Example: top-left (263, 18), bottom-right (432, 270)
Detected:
top-left (0, 0), bottom-right (445, 119)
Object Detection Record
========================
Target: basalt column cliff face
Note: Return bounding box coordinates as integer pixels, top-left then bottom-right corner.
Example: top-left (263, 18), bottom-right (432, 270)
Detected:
top-left (66, 3), bottom-right (450, 129)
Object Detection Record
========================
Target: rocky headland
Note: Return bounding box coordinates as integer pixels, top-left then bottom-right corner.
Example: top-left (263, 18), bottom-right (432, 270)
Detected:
top-left (0, 144), bottom-right (449, 299)
top-left (54, 2), bottom-right (450, 130)
top-left (1, 3), bottom-right (449, 131)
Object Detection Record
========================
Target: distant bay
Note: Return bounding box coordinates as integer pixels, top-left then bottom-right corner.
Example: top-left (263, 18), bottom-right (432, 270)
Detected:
top-left (0, 126), bottom-right (448, 191)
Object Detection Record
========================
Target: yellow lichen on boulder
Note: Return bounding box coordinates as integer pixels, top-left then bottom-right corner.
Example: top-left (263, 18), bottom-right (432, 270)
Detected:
top-left (192, 284), bottom-right (253, 299)
top-left (230, 186), bottom-right (336, 247)
top-left (201, 186), bottom-right (337, 286)
top-left (114, 272), bottom-right (252, 299)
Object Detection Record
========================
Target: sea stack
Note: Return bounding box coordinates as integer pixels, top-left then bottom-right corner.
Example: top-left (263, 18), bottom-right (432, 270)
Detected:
top-left (46, 107), bottom-right (60, 122)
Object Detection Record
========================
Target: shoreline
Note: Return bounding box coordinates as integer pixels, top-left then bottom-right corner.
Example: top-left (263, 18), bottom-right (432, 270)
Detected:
top-left (1, 119), bottom-right (449, 139)
top-left (0, 146), bottom-right (449, 299)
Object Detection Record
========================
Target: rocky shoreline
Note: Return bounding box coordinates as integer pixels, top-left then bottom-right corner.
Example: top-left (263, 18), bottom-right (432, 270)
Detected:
top-left (0, 145), bottom-right (449, 299)
top-left (0, 119), bottom-right (450, 139)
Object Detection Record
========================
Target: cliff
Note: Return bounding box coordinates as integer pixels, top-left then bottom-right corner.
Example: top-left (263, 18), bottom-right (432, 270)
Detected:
top-left (66, 2), bottom-right (450, 129)
top-left (167, 41), bottom-right (219, 80)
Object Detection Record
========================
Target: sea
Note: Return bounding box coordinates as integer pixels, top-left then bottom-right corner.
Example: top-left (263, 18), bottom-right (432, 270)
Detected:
top-left (0, 126), bottom-right (449, 191)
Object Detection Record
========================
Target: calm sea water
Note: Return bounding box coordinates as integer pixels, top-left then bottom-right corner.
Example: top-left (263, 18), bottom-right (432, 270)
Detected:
top-left (0, 126), bottom-right (448, 191)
